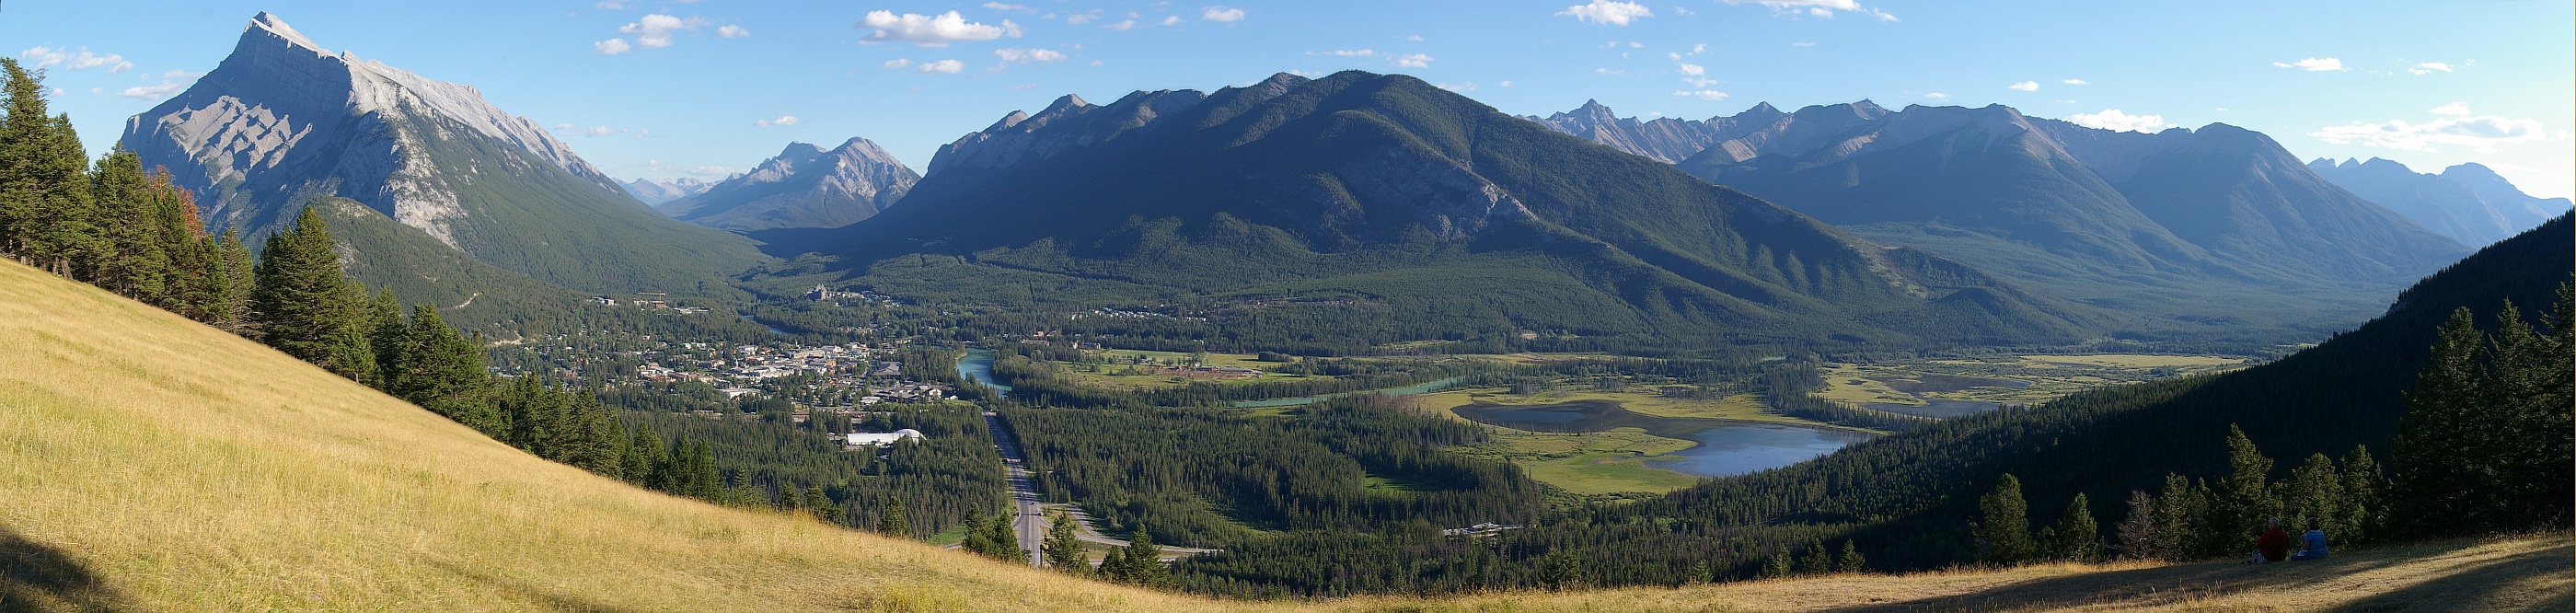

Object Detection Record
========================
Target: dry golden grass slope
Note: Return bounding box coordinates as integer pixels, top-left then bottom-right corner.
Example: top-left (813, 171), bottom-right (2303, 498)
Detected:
top-left (2, 258), bottom-right (2567, 612)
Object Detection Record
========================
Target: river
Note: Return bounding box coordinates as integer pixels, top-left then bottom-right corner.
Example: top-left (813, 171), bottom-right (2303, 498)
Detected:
top-left (955, 348), bottom-right (1012, 399)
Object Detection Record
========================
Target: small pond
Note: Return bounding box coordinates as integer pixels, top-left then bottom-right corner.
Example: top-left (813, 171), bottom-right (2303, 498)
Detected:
top-left (1451, 400), bottom-right (1870, 478)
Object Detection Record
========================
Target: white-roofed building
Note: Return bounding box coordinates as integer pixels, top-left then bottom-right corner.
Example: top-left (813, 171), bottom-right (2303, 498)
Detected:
top-left (846, 429), bottom-right (924, 447)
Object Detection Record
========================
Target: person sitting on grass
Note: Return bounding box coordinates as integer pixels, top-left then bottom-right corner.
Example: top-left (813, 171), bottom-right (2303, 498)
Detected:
top-left (2290, 517), bottom-right (2328, 561)
top-left (2247, 517), bottom-right (2292, 564)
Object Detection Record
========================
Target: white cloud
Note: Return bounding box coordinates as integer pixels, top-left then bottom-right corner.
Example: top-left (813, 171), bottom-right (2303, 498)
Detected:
top-left (918, 59), bottom-right (967, 74)
top-left (1010, 83), bottom-right (1041, 91)
top-left (882, 58), bottom-right (912, 69)
top-left (1558, 1), bottom-right (1655, 26)
top-left (560, 124), bottom-right (626, 137)
top-left (2313, 106), bottom-right (2547, 154)
top-left (1203, 6), bottom-right (1246, 22)
top-left (1438, 81), bottom-right (1477, 92)
top-left (2409, 62), bottom-right (2453, 75)
top-left (755, 114), bottom-right (800, 127)
top-left (594, 38), bottom-right (633, 54)
top-left (1689, 43), bottom-right (1708, 54)
top-left (1720, 0), bottom-right (1892, 20)
top-left (1392, 53), bottom-right (1432, 68)
top-left (717, 25), bottom-right (749, 38)
top-left (2008, 81), bottom-right (2039, 92)
top-left (1499, 80), bottom-right (1514, 87)
top-left (2069, 109), bottom-right (2173, 133)
top-left (1595, 67), bottom-right (1625, 75)
top-left (20, 46), bottom-right (134, 73)
top-left (1673, 89), bottom-right (1729, 100)
top-left (618, 14), bottom-right (699, 49)
top-left (861, 11), bottom-right (1019, 47)
top-left (1922, 92), bottom-right (1947, 100)
top-left (595, 1), bottom-right (626, 8)
top-left (983, 2), bottom-right (1034, 12)
top-left (2273, 57), bottom-right (2345, 72)
top-left (1103, 19), bottom-right (1138, 30)
top-left (1791, 40), bottom-right (1815, 47)
top-left (1677, 63), bottom-right (1704, 76)
top-left (117, 82), bottom-right (181, 99)
top-left (1158, 15), bottom-right (1184, 26)
top-left (1310, 49), bottom-right (1375, 57)
top-left (994, 48), bottom-right (1067, 63)
top-left (2062, 78), bottom-right (2088, 85)
top-left (1067, 10), bottom-right (1102, 24)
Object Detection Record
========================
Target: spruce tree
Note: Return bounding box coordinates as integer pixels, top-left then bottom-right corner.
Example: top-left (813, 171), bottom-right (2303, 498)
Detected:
top-left (2282, 453), bottom-right (2346, 541)
top-left (1796, 538), bottom-right (1831, 575)
top-left (1535, 550), bottom-right (1583, 589)
top-left (2148, 474), bottom-right (2204, 561)
top-left (2211, 425), bottom-right (2279, 553)
top-left (1835, 540), bottom-right (1865, 573)
top-left (249, 207), bottom-right (374, 379)
top-left (1043, 512), bottom-right (1086, 571)
top-left (2338, 445), bottom-right (2383, 546)
top-left (2047, 493), bottom-right (2100, 562)
top-left (87, 149), bottom-right (169, 302)
top-left (2391, 307), bottom-right (2492, 538)
top-left (1758, 549), bottom-right (1793, 580)
top-left (388, 305), bottom-right (497, 434)
top-left (1974, 474), bottom-right (2035, 565)
top-left (877, 499), bottom-right (912, 538)
top-left (624, 426), bottom-right (665, 487)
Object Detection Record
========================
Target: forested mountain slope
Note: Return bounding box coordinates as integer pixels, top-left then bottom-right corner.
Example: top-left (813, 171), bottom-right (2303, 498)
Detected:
top-left (1574, 213), bottom-right (2571, 574)
top-left (1669, 103), bottom-right (2468, 334)
top-left (755, 72), bottom-right (2113, 351)
top-left (121, 13), bottom-right (768, 295)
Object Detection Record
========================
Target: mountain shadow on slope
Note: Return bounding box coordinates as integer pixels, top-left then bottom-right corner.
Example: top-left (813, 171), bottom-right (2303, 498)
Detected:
top-left (753, 72), bottom-right (2117, 351)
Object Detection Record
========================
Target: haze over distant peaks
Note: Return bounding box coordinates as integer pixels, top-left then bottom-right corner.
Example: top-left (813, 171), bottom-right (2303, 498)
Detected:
top-left (622, 177), bottom-right (717, 205)
top-left (1521, 99), bottom-right (1788, 164)
top-left (656, 137), bottom-right (920, 231)
top-left (121, 13), bottom-right (766, 294)
top-left (2307, 157), bottom-right (2571, 247)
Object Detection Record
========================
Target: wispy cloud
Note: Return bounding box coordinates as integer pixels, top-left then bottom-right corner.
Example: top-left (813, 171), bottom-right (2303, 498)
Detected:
top-left (2408, 62), bottom-right (2453, 75)
top-left (1202, 6), bottom-right (1246, 22)
top-left (983, 2), bottom-right (1034, 12)
top-left (717, 25), bottom-right (748, 38)
top-left (1558, 1), bottom-right (1655, 26)
top-left (19, 46), bottom-right (133, 73)
top-left (755, 115), bottom-right (799, 127)
top-left (1673, 89), bottom-right (1728, 100)
top-left (117, 82), bottom-right (181, 99)
top-left (2312, 104), bottom-right (2547, 154)
top-left (2273, 57), bottom-right (2345, 72)
top-left (618, 14), bottom-right (704, 49)
top-left (1392, 53), bottom-right (1432, 68)
top-left (2061, 78), bottom-right (2088, 85)
top-left (918, 59), bottom-right (967, 74)
top-left (1720, 0), bottom-right (1894, 21)
top-left (594, 38), bottom-right (633, 54)
top-left (2009, 81), bottom-right (2039, 92)
top-left (994, 48), bottom-right (1067, 64)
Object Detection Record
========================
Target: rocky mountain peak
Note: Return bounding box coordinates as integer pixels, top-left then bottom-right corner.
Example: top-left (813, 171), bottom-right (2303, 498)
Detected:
top-left (655, 135), bottom-right (920, 231)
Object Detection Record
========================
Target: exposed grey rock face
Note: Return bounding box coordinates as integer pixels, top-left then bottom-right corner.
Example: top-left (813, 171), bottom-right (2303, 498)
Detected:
top-left (2309, 157), bottom-right (2572, 247)
top-left (1522, 100), bottom-right (1786, 163)
top-left (122, 12), bottom-right (628, 248)
top-left (928, 89), bottom-right (1211, 177)
top-left (656, 137), bottom-right (920, 231)
top-left (621, 178), bottom-right (715, 205)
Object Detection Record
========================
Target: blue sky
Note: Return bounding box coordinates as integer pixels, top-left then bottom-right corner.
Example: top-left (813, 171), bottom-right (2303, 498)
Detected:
top-left (6, 0), bottom-right (2570, 196)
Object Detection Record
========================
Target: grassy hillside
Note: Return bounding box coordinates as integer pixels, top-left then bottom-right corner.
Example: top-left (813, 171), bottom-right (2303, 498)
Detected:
top-left (0, 256), bottom-right (2564, 610)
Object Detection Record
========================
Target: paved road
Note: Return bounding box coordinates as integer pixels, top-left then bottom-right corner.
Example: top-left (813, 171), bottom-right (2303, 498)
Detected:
top-left (983, 411), bottom-right (1046, 567)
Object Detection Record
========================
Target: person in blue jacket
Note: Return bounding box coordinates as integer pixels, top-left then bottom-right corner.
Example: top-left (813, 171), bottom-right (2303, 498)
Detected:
top-left (2290, 517), bottom-right (2328, 561)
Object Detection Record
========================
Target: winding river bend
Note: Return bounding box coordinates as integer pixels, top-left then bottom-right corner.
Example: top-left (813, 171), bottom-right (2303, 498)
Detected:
top-left (1452, 400), bottom-right (1870, 478)
top-left (955, 348), bottom-right (1011, 399)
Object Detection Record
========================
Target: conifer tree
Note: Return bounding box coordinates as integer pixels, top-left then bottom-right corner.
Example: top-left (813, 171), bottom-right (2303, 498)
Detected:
top-left (0, 61), bottom-right (103, 275)
top-left (388, 305), bottom-right (496, 433)
top-left (2391, 307), bottom-right (2494, 537)
top-left (1835, 540), bottom-right (1865, 573)
top-left (2114, 490), bottom-right (2154, 560)
top-left (2047, 493), bottom-right (2100, 562)
top-left (2149, 474), bottom-right (2212, 560)
top-left (365, 289), bottom-right (408, 378)
top-left (2337, 445), bottom-right (2383, 546)
top-left (87, 149), bottom-right (169, 302)
top-left (877, 498), bottom-right (912, 538)
top-left (623, 426), bottom-right (665, 487)
top-left (1796, 538), bottom-right (1831, 575)
top-left (1974, 474), bottom-right (2034, 565)
top-left (1758, 549), bottom-right (1793, 580)
top-left (249, 207), bottom-right (374, 379)
top-left (2211, 425), bottom-right (2279, 552)
top-left (2282, 453), bottom-right (2346, 540)
top-left (1535, 550), bottom-right (1583, 590)
top-left (1043, 512), bottom-right (1086, 571)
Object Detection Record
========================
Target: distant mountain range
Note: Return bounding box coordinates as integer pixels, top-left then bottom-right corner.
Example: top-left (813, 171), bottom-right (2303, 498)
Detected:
top-left (655, 138), bottom-right (919, 231)
top-left (621, 177), bottom-right (716, 205)
top-left (757, 72), bottom-right (2114, 351)
top-left (2307, 157), bottom-right (2570, 247)
top-left (1521, 99), bottom-right (1787, 164)
top-left (122, 13), bottom-right (766, 296)
top-left (1531, 100), bottom-right (2476, 331)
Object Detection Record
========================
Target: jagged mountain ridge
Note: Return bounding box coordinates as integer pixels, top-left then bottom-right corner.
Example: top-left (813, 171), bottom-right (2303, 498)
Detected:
top-left (2308, 157), bottom-right (2570, 246)
top-left (621, 177), bottom-right (716, 205)
top-left (658, 137), bottom-right (919, 231)
top-left (1641, 102), bottom-right (2471, 330)
top-left (122, 13), bottom-right (767, 295)
top-left (758, 71), bottom-right (2117, 349)
top-left (1520, 99), bottom-right (1787, 164)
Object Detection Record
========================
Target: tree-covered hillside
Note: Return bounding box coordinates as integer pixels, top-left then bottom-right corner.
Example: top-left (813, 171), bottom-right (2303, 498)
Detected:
top-left (755, 72), bottom-right (2115, 353)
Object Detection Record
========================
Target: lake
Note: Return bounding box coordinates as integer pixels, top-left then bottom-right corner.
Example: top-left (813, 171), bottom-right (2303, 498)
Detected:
top-left (1451, 400), bottom-right (1870, 478)
top-left (955, 348), bottom-right (1012, 399)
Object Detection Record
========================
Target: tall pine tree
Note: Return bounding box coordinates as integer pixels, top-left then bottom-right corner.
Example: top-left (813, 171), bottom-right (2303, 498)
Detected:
top-left (1974, 474), bottom-right (2035, 565)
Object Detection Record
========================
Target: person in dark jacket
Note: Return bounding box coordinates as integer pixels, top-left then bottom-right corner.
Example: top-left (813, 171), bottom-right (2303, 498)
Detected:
top-left (2254, 517), bottom-right (2293, 563)
top-left (2291, 517), bottom-right (2328, 561)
